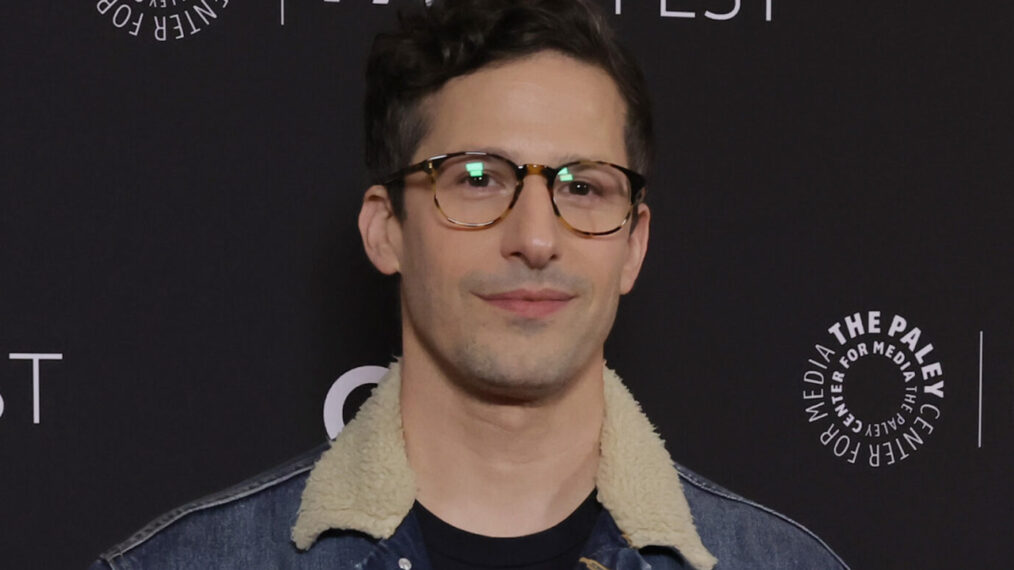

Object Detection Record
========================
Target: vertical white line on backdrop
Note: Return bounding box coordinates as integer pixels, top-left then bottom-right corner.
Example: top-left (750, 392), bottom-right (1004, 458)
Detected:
top-left (978, 330), bottom-right (983, 448)
top-left (280, 0), bottom-right (285, 25)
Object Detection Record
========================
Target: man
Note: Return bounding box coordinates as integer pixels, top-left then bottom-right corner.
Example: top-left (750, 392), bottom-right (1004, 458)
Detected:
top-left (92, 1), bottom-right (848, 568)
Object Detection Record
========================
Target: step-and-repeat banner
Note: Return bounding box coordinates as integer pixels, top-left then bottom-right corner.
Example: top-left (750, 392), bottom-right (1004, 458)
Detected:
top-left (2, 2), bottom-right (1011, 568)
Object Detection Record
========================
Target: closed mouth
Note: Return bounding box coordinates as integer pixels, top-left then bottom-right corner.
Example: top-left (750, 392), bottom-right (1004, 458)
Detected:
top-left (476, 288), bottom-right (575, 318)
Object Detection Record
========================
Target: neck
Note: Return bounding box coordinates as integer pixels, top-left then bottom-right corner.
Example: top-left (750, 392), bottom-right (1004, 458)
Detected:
top-left (400, 339), bottom-right (604, 537)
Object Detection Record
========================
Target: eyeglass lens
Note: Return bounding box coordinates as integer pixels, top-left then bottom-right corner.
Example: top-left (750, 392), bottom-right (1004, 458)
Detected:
top-left (432, 154), bottom-right (633, 234)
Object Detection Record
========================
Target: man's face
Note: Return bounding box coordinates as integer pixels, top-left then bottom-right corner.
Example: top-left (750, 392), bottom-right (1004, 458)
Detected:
top-left (364, 51), bottom-right (650, 399)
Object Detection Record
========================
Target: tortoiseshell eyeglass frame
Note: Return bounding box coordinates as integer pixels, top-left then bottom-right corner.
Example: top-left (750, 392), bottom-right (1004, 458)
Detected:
top-left (379, 150), bottom-right (647, 237)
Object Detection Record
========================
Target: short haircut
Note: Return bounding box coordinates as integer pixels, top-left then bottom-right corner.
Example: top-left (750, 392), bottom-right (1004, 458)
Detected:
top-left (364, 0), bottom-right (654, 216)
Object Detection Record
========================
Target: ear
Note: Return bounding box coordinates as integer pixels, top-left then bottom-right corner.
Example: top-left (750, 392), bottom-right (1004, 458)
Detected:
top-left (358, 185), bottom-right (403, 275)
top-left (619, 203), bottom-right (650, 294)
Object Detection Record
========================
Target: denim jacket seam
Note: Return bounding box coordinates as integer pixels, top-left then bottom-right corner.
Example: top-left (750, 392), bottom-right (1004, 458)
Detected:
top-left (99, 444), bottom-right (326, 562)
top-left (353, 540), bottom-right (386, 570)
top-left (103, 554), bottom-right (132, 570)
top-left (675, 466), bottom-right (850, 570)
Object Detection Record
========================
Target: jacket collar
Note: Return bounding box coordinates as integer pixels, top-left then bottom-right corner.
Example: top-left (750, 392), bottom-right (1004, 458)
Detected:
top-left (292, 364), bottom-right (717, 570)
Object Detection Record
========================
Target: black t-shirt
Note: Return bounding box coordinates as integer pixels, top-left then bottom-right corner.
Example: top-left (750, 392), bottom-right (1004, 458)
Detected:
top-left (413, 490), bottom-right (602, 570)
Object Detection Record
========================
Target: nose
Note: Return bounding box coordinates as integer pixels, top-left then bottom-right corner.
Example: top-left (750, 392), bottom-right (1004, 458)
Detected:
top-left (498, 174), bottom-right (560, 269)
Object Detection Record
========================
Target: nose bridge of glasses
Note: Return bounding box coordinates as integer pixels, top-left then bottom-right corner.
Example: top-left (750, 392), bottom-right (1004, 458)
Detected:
top-left (509, 163), bottom-right (561, 220)
top-left (516, 163), bottom-right (557, 193)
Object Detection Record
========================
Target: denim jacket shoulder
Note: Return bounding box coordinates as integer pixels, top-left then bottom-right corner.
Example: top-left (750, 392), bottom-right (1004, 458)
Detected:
top-left (675, 463), bottom-right (849, 569)
top-left (89, 445), bottom-right (361, 570)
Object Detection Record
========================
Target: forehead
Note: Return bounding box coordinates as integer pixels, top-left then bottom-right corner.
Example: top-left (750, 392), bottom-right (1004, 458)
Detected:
top-left (413, 51), bottom-right (628, 167)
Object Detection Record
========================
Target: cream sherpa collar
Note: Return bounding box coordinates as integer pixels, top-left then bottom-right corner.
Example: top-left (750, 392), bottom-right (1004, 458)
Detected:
top-left (291, 364), bottom-right (717, 570)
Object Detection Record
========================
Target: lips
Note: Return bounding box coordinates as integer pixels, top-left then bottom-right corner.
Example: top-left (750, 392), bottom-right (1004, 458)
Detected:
top-left (477, 288), bottom-right (575, 318)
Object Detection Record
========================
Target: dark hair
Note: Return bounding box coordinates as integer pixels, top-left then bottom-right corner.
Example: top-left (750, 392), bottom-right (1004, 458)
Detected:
top-left (364, 0), bottom-right (654, 216)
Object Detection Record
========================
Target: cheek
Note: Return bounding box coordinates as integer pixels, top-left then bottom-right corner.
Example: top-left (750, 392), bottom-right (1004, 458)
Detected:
top-left (586, 245), bottom-right (629, 295)
top-left (399, 225), bottom-right (472, 313)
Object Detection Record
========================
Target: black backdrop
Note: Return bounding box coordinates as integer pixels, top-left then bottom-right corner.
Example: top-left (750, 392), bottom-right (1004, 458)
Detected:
top-left (2, 1), bottom-right (1012, 568)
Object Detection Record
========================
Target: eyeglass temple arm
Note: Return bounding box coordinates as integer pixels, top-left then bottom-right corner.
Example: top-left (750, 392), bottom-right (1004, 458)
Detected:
top-left (378, 161), bottom-right (432, 187)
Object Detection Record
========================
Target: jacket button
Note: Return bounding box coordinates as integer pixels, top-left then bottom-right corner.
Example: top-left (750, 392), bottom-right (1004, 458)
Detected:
top-left (398, 558), bottom-right (412, 570)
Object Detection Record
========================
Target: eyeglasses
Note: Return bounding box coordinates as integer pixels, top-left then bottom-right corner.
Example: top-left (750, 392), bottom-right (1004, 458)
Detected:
top-left (380, 151), bottom-right (647, 236)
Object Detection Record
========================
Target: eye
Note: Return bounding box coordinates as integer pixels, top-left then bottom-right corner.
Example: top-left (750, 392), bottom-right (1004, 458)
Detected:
top-left (559, 180), bottom-right (603, 198)
top-left (556, 166), bottom-right (605, 198)
top-left (567, 181), bottom-right (595, 196)
top-left (464, 173), bottom-right (491, 187)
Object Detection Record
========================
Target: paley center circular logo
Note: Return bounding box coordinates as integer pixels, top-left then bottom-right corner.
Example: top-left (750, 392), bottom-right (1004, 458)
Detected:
top-left (96, 0), bottom-right (230, 41)
top-left (323, 365), bottom-right (388, 439)
top-left (801, 310), bottom-right (945, 467)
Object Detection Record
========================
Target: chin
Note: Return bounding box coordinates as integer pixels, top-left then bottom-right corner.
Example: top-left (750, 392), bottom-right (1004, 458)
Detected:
top-left (446, 343), bottom-right (588, 403)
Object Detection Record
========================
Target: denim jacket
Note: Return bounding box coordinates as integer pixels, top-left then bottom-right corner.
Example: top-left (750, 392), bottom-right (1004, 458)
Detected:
top-left (91, 366), bottom-right (848, 570)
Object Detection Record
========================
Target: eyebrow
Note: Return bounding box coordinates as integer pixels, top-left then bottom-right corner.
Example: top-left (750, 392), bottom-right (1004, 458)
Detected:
top-left (465, 146), bottom-right (590, 166)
